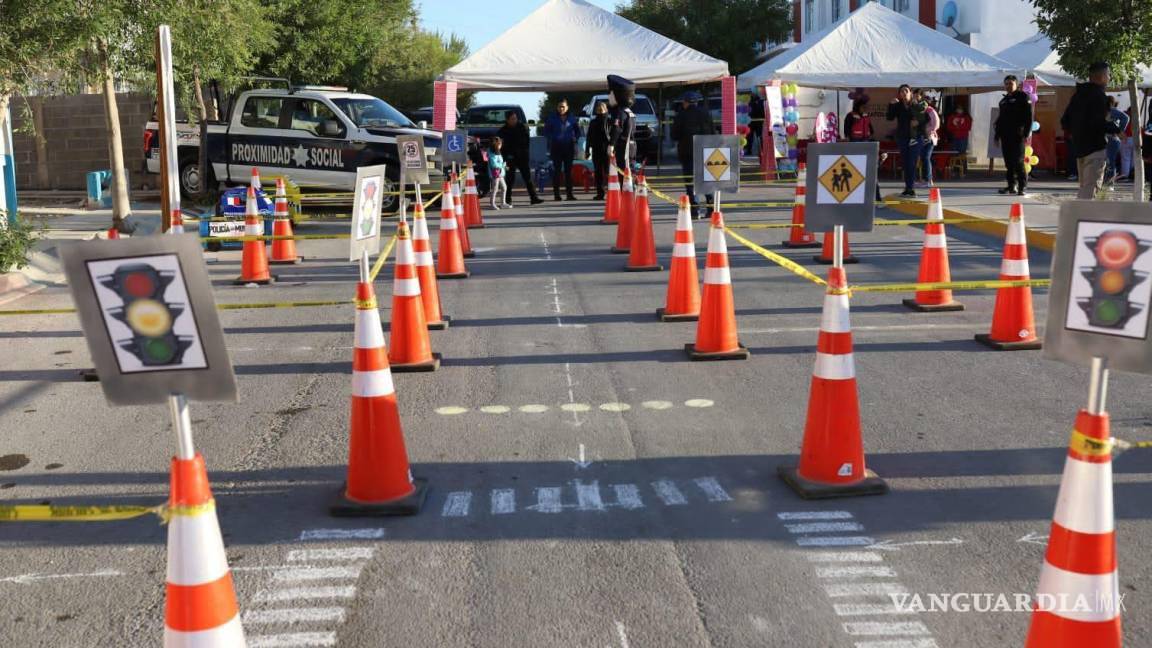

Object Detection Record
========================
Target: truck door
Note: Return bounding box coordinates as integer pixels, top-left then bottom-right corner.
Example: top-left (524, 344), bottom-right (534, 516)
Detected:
top-left (226, 94), bottom-right (291, 184)
top-left (278, 98), bottom-right (358, 189)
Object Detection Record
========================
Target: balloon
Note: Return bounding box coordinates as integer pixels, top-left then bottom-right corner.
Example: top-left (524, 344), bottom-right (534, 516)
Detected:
top-left (1032, 121), bottom-right (1040, 132)
top-left (787, 149), bottom-right (799, 160)
top-left (1029, 156), bottom-right (1040, 165)
top-left (786, 123), bottom-right (799, 135)
top-left (740, 137), bottom-right (748, 148)
top-left (1023, 163), bottom-right (1033, 174)
top-left (1024, 146), bottom-right (1034, 156)
top-left (736, 124), bottom-right (750, 135)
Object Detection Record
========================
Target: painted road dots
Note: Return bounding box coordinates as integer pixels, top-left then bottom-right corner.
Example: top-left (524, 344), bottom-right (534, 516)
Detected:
top-left (440, 476), bottom-right (732, 518)
top-left (434, 399), bottom-right (715, 416)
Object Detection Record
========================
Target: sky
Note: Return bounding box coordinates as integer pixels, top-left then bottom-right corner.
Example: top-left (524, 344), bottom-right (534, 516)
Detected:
top-left (417, 0), bottom-right (619, 120)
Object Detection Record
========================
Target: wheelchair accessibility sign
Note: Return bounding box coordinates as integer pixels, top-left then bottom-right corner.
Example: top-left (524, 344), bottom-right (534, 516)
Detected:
top-left (441, 129), bottom-right (468, 165)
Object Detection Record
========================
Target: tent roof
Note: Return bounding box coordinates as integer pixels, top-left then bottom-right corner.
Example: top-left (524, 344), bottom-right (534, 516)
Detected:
top-left (738, 3), bottom-right (1033, 91)
top-left (440, 0), bottom-right (729, 91)
top-left (997, 33), bottom-right (1152, 88)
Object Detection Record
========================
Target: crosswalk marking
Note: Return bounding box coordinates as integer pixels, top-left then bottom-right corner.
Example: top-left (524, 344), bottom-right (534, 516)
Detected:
top-left (853, 639), bottom-right (940, 648)
top-left (816, 565), bottom-right (897, 579)
top-left (842, 622), bottom-right (932, 636)
top-left (491, 489), bottom-right (516, 515)
top-left (778, 511), bottom-right (854, 521)
top-left (693, 477), bottom-right (732, 502)
top-left (442, 491), bottom-right (472, 517)
top-left (431, 477), bottom-right (730, 517)
top-left (795, 536), bottom-right (876, 547)
top-left (272, 566), bottom-right (363, 582)
top-left (574, 480), bottom-right (606, 511)
top-left (242, 608), bottom-right (346, 625)
top-left (612, 484), bottom-right (644, 509)
top-left (298, 529), bottom-right (384, 541)
top-left (286, 548), bottom-right (374, 562)
top-left (529, 487), bottom-right (564, 513)
top-left (785, 521), bottom-right (865, 534)
top-left (651, 480), bottom-right (688, 506)
top-left (248, 632), bottom-right (337, 647)
top-left (804, 552), bottom-right (883, 563)
top-left (254, 586), bottom-right (356, 603)
top-left (824, 582), bottom-right (909, 597)
top-left (834, 602), bottom-right (917, 616)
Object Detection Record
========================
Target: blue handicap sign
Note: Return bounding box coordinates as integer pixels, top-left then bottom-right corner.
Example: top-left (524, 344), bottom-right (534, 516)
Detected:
top-left (441, 129), bottom-right (468, 164)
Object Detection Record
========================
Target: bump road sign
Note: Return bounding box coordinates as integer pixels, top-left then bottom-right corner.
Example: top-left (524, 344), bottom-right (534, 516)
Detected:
top-left (693, 134), bottom-right (741, 197)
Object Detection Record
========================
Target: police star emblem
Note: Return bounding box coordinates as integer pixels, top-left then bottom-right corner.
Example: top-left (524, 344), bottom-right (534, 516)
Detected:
top-left (292, 145), bottom-right (309, 167)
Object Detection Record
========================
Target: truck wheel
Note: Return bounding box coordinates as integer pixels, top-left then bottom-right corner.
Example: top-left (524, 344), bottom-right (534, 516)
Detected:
top-left (178, 153), bottom-right (204, 198)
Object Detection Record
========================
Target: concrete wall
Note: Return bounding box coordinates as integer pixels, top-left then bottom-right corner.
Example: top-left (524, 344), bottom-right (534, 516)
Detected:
top-left (10, 93), bottom-right (155, 191)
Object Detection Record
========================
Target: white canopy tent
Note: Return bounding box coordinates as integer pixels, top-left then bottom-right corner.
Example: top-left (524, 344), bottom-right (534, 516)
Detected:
top-left (997, 33), bottom-right (1152, 88)
top-left (737, 3), bottom-right (1033, 91)
top-left (439, 0), bottom-right (729, 91)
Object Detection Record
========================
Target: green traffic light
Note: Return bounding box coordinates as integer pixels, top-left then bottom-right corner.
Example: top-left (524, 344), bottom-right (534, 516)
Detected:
top-left (141, 337), bottom-right (177, 363)
top-left (1092, 299), bottom-right (1124, 327)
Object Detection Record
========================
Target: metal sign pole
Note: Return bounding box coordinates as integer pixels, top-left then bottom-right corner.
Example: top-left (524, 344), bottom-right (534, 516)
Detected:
top-left (1087, 356), bottom-right (1109, 415)
top-left (168, 394), bottom-right (195, 460)
top-left (714, 190), bottom-right (721, 215)
top-left (833, 224), bottom-right (844, 269)
top-left (359, 249), bottom-right (370, 285)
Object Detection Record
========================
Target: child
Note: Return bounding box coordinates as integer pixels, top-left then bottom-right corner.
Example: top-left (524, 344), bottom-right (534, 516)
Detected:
top-left (488, 137), bottom-right (512, 210)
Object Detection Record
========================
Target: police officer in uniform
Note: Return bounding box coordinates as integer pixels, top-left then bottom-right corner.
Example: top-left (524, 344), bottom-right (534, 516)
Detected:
top-left (671, 90), bottom-right (716, 219)
top-left (607, 74), bottom-right (636, 178)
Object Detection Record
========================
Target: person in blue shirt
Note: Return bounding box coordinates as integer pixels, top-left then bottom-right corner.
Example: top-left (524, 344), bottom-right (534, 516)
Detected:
top-left (543, 99), bottom-right (582, 201)
top-left (1104, 96), bottom-right (1130, 186)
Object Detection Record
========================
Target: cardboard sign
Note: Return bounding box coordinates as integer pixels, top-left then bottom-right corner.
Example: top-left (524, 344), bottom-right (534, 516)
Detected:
top-left (397, 135), bottom-right (429, 185)
top-left (61, 234), bottom-right (237, 405)
top-left (1045, 201), bottom-right (1152, 374)
top-left (804, 142), bottom-right (879, 233)
top-left (349, 164), bottom-right (386, 262)
top-left (441, 129), bottom-right (468, 165)
top-left (693, 134), bottom-right (741, 196)
top-left (764, 85), bottom-right (786, 158)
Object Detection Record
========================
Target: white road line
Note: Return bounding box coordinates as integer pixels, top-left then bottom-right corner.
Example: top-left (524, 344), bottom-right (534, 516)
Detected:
top-left (834, 602), bottom-right (917, 616)
top-left (242, 607), bottom-right (346, 624)
top-left (491, 489), bottom-right (516, 515)
top-left (641, 400), bottom-right (674, 410)
top-left (480, 405), bottom-right (511, 414)
top-left (248, 632), bottom-right (337, 647)
top-left (805, 552), bottom-right (883, 563)
top-left (253, 586), bottom-right (356, 603)
top-left (616, 621), bottom-right (631, 648)
top-left (824, 582), bottom-right (909, 597)
top-left (842, 622), bottom-right (932, 636)
top-left (786, 521), bottom-right (866, 534)
top-left (441, 491), bottom-right (472, 517)
top-left (272, 566), bottom-right (363, 582)
top-left (693, 477), bottom-right (732, 502)
top-left (683, 399), bottom-right (714, 408)
top-left (519, 404), bottom-right (550, 413)
top-left (563, 362), bottom-right (583, 427)
top-left (299, 529), bottom-right (384, 541)
top-left (574, 480), bottom-right (606, 512)
top-left (854, 639), bottom-right (940, 648)
top-left (435, 406), bottom-right (468, 415)
top-left (816, 566), bottom-right (898, 579)
top-left (651, 480), bottom-right (688, 506)
top-left (796, 536), bottom-right (876, 547)
top-left (529, 487), bottom-right (564, 513)
top-left (778, 511), bottom-right (854, 521)
top-left (0, 569), bottom-right (123, 585)
top-left (286, 548), bottom-right (374, 562)
top-left (612, 484), bottom-right (644, 509)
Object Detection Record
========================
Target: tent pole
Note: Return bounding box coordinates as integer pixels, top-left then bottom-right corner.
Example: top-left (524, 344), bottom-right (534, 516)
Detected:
top-left (657, 83), bottom-right (664, 171)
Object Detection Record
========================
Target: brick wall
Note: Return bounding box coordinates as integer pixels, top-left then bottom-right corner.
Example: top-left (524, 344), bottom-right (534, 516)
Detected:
top-left (10, 92), bottom-right (156, 191)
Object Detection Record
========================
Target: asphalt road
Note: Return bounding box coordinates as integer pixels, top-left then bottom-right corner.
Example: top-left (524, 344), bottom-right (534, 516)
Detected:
top-left (1, 177), bottom-right (1150, 648)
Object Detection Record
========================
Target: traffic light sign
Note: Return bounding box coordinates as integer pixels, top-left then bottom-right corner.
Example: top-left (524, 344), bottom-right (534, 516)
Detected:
top-left (98, 263), bottom-right (193, 366)
top-left (1077, 230), bottom-right (1150, 330)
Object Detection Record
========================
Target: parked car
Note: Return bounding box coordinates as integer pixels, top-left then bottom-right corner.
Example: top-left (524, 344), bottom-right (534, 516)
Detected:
top-left (580, 93), bottom-right (659, 163)
top-left (144, 83), bottom-right (442, 212)
top-left (460, 104), bottom-right (528, 148)
top-left (404, 106), bottom-right (461, 129)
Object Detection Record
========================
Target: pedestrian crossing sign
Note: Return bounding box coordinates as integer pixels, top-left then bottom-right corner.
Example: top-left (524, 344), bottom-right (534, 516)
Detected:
top-left (818, 156), bottom-right (865, 204)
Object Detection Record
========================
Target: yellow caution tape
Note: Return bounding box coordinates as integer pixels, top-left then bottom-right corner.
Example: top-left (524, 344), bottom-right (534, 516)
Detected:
top-left (202, 233), bottom-right (352, 242)
top-left (725, 217), bottom-right (1006, 230)
top-left (724, 227), bottom-right (827, 287)
top-left (0, 504), bottom-right (162, 522)
top-left (1069, 429), bottom-right (1114, 458)
top-left (848, 278), bottom-right (1050, 294)
top-left (216, 300), bottom-right (351, 311)
top-left (368, 235), bottom-right (398, 283)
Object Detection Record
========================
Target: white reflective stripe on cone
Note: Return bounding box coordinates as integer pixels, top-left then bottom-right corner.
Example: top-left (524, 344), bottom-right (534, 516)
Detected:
top-left (703, 267), bottom-right (731, 285)
top-left (353, 369), bottom-right (396, 398)
top-left (673, 243), bottom-right (696, 258)
top-left (1001, 259), bottom-right (1030, 277)
top-left (1052, 457), bottom-right (1114, 534)
top-left (465, 185), bottom-right (477, 195)
top-left (1007, 222), bottom-right (1027, 245)
top-left (245, 224), bottom-right (262, 236)
top-left (707, 228), bottom-right (728, 255)
top-left (393, 278), bottom-right (421, 297)
top-left (166, 512), bottom-right (230, 586)
top-left (354, 310), bottom-right (385, 349)
top-left (820, 294), bottom-right (851, 333)
top-left (923, 233), bottom-right (947, 248)
top-left (928, 200), bottom-right (944, 220)
top-left (676, 215), bottom-right (693, 231)
top-left (395, 240), bottom-right (415, 266)
top-left (814, 352), bottom-right (855, 380)
top-left (439, 217), bottom-right (458, 230)
top-left (412, 219), bottom-right (430, 240)
top-left (1035, 563), bottom-right (1121, 623)
top-left (794, 194), bottom-right (805, 204)
top-left (413, 251), bottom-right (434, 266)
top-left (164, 614), bottom-right (245, 647)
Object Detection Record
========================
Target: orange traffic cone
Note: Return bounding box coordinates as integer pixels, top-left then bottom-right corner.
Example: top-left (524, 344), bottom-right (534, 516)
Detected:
top-left (814, 231), bottom-right (858, 264)
top-left (625, 178), bottom-right (663, 272)
top-left (783, 163), bottom-right (819, 248)
top-left (436, 180), bottom-right (470, 279)
top-left (1024, 408), bottom-right (1121, 647)
top-left (269, 178), bottom-right (300, 264)
top-left (903, 188), bottom-right (963, 311)
top-left (331, 269), bottom-right (428, 516)
top-left (779, 266), bottom-right (887, 498)
top-left (464, 164), bottom-right (485, 228)
top-left (686, 210), bottom-right (749, 360)
top-left (411, 201), bottom-right (449, 330)
top-left (976, 203), bottom-right (1041, 350)
top-left (164, 453), bottom-right (245, 646)
top-left (249, 167), bottom-right (261, 191)
top-left (232, 186), bottom-right (276, 285)
top-left (657, 195), bottom-right (700, 322)
top-left (451, 173), bottom-right (474, 258)
top-left (388, 221), bottom-right (440, 372)
top-left (611, 170), bottom-right (635, 253)
top-left (601, 159), bottom-right (621, 224)
top-left (169, 209), bottom-right (185, 235)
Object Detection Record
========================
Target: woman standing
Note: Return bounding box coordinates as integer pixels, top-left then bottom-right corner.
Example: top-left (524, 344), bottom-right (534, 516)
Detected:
top-left (843, 100), bottom-right (872, 142)
top-left (918, 94), bottom-right (940, 188)
top-left (585, 101), bottom-right (612, 200)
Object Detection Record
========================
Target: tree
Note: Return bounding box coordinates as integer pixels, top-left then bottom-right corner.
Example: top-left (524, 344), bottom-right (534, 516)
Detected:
top-left (368, 30), bottom-right (473, 111)
top-left (1034, 0), bottom-right (1152, 201)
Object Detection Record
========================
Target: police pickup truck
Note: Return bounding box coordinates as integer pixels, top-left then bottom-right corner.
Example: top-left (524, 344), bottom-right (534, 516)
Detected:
top-left (144, 85), bottom-right (442, 212)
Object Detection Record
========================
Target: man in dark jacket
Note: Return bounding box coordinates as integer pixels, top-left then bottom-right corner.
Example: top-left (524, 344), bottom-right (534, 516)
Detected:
top-left (585, 101), bottom-right (612, 200)
top-left (496, 111), bottom-right (543, 206)
top-left (994, 75), bottom-right (1034, 196)
top-left (670, 91), bottom-right (716, 218)
top-left (746, 92), bottom-right (765, 158)
top-left (1062, 62), bottom-right (1121, 199)
top-left (607, 75), bottom-right (636, 176)
top-left (543, 99), bottom-right (581, 201)
top-left (886, 84), bottom-right (921, 197)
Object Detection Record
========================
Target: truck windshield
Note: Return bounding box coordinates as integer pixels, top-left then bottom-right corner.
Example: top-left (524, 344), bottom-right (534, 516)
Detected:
top-left (331, 97), bottom-right (415, 128)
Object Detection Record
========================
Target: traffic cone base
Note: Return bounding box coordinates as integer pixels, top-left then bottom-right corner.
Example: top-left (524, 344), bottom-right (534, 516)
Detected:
top-left (684, 342), bottom-right (749, 361)
top-left (437, 269), bottom-right (470, 279)
top-left (902, 297), bottom-right (964, 312)
top-left (611, 247), bottom-right (630, 254)
top-left (777, 464), bottom-right (888, 500)
top-left (813, 254), bottom-right (858, 265)
top-left (625, 263), bottom-right (664, 272)
top-left (388, 352), bottom-right (442, 373)
top-left (656, 308), bottom-right (698, 323)
top-left (331, 477), bottom-right (430, 517)
top-left (232, 275), bottom-right (277, 285)
top-left (973, 332), bottom-right (1042, 351)
top-left (783, 239), bottom-right (821, 249)
top-left (427, 316), bottom-right (451, 331)
top-left (269, 258), bottom-right (300, 265)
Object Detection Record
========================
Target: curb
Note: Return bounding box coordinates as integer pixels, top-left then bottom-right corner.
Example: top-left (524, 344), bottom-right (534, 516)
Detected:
top-left (883, 194), bottom-right (1055, 252)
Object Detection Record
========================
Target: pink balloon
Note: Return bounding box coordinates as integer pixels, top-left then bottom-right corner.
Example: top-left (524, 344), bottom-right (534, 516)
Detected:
top-left (786, 124), bottom-right (799, 135)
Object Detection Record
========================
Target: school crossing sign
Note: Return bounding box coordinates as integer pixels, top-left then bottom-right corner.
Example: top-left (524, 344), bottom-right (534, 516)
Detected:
top-left (804, 142), bottom-right (879, 233)
top-left (817, 155), bottom-right (865, 204)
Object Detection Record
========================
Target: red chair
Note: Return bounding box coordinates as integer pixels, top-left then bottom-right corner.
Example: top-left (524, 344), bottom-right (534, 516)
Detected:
top-left (571, 163), bottom-right (593, 192)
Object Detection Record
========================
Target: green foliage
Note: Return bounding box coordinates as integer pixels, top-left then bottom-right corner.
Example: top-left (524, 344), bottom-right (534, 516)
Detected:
top-left (368, 31), bottom-right (473, 110)
top-left (1033, 0), bottom-right (1152, 84)
top-left (0, 0), bottom-right (89, 97)
top-left (0, 219), bottom-right (39, 274)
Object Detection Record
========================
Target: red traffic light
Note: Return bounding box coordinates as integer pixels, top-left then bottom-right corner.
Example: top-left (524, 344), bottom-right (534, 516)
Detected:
top-left (1095, 230), bottom-right (1138, 269)
top-left (123, 271), bottom-right (159, 298)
